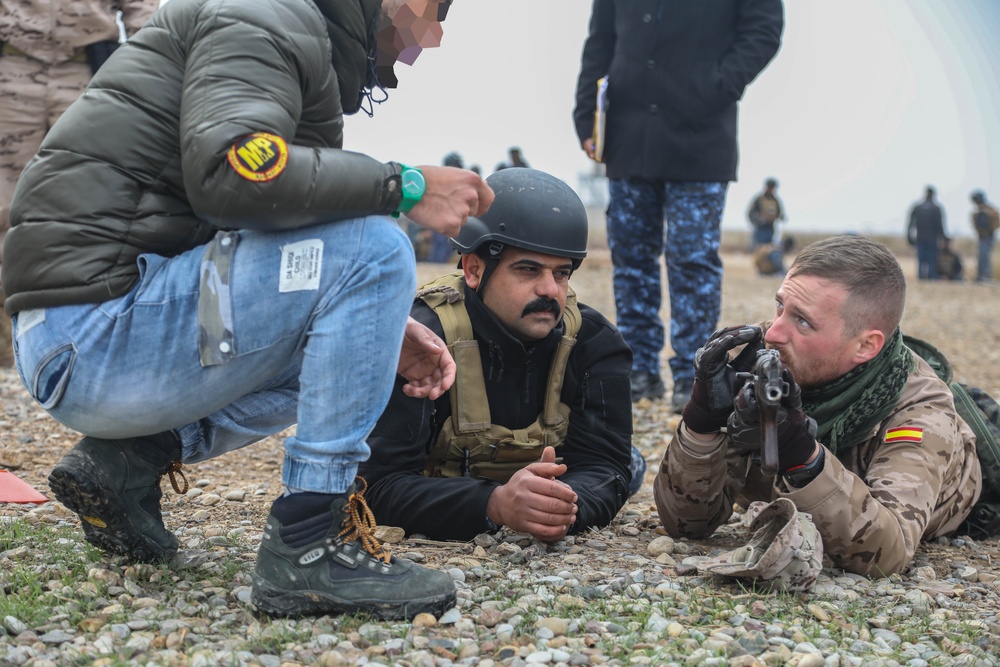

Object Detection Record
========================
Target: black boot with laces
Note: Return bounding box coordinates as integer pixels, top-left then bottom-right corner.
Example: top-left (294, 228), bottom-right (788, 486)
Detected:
top-left (48, 432), bottom-right (186, 562)
top-left (251, 478), bottom-right (456, 620)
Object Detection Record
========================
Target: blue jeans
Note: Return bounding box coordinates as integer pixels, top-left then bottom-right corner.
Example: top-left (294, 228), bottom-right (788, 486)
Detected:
top-left (752, 224), bottom-right (775, 248)
top-left (978, 236), bottom-right (995, 281)
top-left (606, 179), bottom-right (726, 383)
top-left (915, 241), bottom-right (939, 280)
top-left (12, 216), bottom-right (415, 495)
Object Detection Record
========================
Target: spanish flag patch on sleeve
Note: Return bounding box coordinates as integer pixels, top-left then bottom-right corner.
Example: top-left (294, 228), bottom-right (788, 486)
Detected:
top-left (885, 427), bottom-right (923, 443)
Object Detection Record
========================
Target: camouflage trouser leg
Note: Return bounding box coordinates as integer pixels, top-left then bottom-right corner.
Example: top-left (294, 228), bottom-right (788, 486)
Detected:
top-left (606, 179), bottom-right (726, 381)
top-left (663, 182), bottom-right (726, 382)
top-left (0, 55), bottom-right (90, 256)
top-left (606, 179), bottom-right (666, 376)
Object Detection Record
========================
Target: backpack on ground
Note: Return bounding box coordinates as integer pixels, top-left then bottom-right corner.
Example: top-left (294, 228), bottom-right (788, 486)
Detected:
top-left (903, 335), bottom-right (1000, 539)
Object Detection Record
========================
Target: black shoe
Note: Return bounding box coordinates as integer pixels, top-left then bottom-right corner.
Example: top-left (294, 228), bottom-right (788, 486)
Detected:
top-left (48, 433), bottom-right (186, 562)
top-left (670, 377), bottom-right (694, 413)
top-left (251, 479), bottom-right (456, 620)
top-left (631, 371), bottom-right (666, 402)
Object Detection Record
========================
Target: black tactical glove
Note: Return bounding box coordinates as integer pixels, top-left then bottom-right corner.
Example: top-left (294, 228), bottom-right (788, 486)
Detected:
top-left (682, 325), bottom-right (763, 434)
top-left (727, 367), bottom-right (818, 473)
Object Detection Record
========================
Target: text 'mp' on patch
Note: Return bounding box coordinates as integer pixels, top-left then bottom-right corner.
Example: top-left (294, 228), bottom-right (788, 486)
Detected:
top-left (227, 132), bottom-right (288, 182)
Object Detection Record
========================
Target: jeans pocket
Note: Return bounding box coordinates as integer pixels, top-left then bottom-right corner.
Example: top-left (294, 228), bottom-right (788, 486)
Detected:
top-left (29, 342), bottom-right (77, 410)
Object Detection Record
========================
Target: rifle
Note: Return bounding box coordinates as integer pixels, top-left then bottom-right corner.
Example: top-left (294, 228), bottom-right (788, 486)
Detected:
top-left (737, 349), bottom-right (789, 476)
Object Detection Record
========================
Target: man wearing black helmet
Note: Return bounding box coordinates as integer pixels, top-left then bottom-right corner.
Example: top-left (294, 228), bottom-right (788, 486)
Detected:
top-left (360, 168), bottom-right (638, 543)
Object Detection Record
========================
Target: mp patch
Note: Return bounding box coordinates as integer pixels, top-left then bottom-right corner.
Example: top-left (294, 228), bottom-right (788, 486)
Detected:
top-left (885, 427), bottom-right (924, 444)
top-left (227, 132), bottom-right (288, 182)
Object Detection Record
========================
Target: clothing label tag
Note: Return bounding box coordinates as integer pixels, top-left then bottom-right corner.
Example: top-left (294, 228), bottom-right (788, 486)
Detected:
top-left (16, 308), bottom-right (45, 338)
top-left (279, 240), bottom-right (324, 293)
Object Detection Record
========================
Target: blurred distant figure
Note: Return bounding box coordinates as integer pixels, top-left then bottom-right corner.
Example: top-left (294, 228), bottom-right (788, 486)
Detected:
top-left (0, 0), bottom-right (159, 367)
top-left (907, 186), bottom-right (946, 280)
top-left (753, 235), bottom-right (795, 277)
top-left (494, 146), bottom-right (529, 172)
top-left (936, 237), bottom-right (963, 282)
top-left (970, 190), bottom-right (999, 282)
top-left (747, 178), bottom-right (785, 248)
top-left (470, 164), bottom-right (482, 177)
top-left (572, 0), bottom-right (783, 410)
top-left (424, 152), bottom-right (465, 263)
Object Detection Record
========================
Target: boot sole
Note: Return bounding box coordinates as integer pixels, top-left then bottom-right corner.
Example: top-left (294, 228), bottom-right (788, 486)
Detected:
top-left (250, 574), bottom-right (456, 621)
top-left (48, 451), bottom-right (177, 563)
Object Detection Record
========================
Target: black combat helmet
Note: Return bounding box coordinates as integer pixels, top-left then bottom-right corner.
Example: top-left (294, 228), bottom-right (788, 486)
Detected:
top-left (450, 168), bottom-right (588, 270)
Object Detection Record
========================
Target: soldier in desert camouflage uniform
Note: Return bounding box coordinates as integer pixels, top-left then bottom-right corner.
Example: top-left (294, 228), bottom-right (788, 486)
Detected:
top-left (0, 0), bottom-right (158, 365)
top-left (654, 235), bottom-right (982, 578)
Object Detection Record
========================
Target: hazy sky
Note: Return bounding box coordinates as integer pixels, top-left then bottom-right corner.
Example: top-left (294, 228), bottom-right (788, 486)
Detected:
top-left (344, 1), bottom-right (1000, 238)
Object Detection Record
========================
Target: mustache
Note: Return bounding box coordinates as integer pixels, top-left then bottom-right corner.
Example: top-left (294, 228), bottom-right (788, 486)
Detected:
top-left (521, 298), bottom-right (561, 318)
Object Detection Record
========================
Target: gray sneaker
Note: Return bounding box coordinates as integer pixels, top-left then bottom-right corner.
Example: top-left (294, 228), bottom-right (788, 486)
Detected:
top-left (48, 433), bottom-right (186, 562)
top-left (251, 479), bottom-right (456, 620)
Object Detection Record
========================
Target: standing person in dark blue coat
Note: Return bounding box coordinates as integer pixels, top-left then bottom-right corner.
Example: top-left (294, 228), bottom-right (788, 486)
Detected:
top-left (573, 0), bottom-right (783, 411)
top-left (907, 186), bottom-right (946, 281)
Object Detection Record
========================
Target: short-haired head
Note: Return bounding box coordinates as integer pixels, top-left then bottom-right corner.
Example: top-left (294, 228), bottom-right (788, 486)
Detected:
top-left (788, 235), bottom-right (905, 338)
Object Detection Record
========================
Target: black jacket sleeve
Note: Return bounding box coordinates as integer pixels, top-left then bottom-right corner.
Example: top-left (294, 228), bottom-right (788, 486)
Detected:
top-left (556, 306), bottom-right (634, 532)
top-left (573, 0), bottom-right (616, 144)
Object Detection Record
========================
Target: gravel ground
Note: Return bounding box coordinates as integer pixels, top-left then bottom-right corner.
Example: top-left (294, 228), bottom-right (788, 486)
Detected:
top-left (1, 246), bottom-right (999, 666)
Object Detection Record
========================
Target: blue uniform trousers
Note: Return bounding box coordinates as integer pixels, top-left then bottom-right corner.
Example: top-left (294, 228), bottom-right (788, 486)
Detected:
top-left (606, 178), bottom-right (726, 384)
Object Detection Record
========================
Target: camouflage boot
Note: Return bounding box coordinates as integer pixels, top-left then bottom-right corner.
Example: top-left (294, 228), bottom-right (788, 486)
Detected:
top-left (251, 479), bottom-right (456, 620)
top-left (48, 433), bottom-right (186, 562)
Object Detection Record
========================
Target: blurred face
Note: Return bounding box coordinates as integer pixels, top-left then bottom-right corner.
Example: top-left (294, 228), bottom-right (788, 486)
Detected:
top-left (464, 249), bottom-right (573, 342)
top-left (763, 273), bottom-right (865, 387)
top-left (377, 0), bottom-right (451, 87)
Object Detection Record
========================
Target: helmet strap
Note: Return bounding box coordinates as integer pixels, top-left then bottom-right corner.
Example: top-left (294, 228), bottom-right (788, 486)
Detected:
top-left (476, 241), bottom-right (505, 295)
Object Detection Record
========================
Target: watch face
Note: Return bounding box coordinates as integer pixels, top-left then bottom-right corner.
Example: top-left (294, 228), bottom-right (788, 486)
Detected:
top-left (402, 169), bottom-right (426, 197)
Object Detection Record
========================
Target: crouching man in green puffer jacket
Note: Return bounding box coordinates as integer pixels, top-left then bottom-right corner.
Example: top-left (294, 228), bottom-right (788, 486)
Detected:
top-left (2, 0), bottom-right (494, 621)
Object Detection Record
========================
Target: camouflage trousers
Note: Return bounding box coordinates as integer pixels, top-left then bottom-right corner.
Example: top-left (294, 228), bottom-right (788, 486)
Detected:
top-left (0, 55), bottom-right (91, 251)
top-left (606, 178), bottom-right (726, 382)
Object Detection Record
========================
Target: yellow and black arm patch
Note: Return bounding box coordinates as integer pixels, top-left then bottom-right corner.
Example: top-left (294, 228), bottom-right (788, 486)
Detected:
top-left (226, 132), bottom-right (288, 182)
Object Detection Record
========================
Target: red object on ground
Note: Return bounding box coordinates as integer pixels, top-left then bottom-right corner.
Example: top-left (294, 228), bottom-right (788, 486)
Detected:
top-left (0, 469), bottom-right (48, 503)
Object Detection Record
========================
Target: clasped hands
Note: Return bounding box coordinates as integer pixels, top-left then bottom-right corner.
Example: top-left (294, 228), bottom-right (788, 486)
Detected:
top-left (682, 325), bottom-right (817, 473)
top-left (486, 446), bottom-right (577, 543)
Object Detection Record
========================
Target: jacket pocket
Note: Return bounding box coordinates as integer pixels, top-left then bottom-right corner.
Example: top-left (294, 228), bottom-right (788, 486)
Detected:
top-left (29, 343), bottom-right (76, 410)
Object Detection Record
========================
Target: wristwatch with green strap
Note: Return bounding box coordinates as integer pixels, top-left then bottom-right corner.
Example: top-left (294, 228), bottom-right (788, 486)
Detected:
top-left (390, 163), bottom-right (426, 218)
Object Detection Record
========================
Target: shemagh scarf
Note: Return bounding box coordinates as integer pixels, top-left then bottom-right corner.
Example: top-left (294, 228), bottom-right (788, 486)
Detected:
top-left (800, 328), bottom-right (914, 454)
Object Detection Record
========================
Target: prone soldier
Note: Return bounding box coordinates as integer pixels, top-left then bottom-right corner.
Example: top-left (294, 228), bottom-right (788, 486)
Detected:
top-left (654, 235), bottom-right (983, 577)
